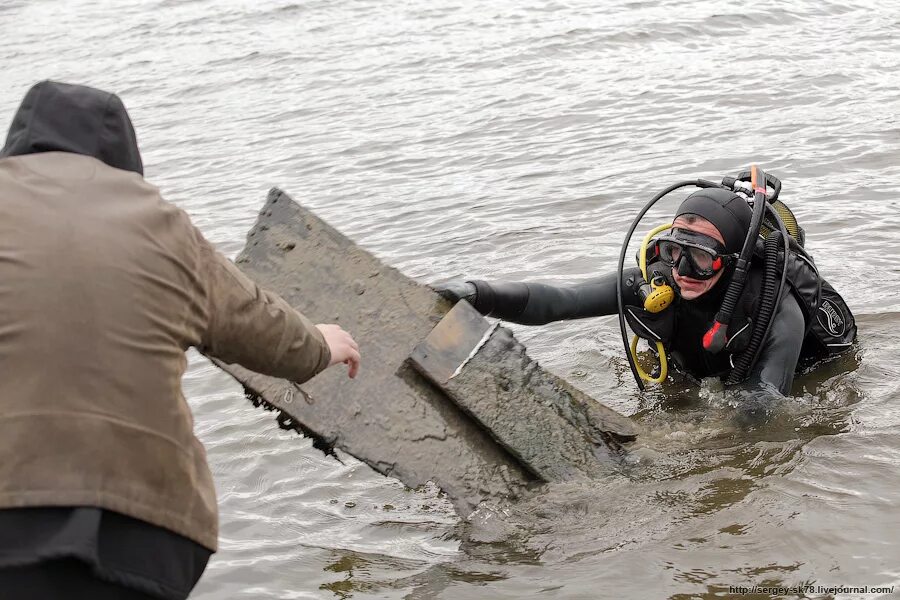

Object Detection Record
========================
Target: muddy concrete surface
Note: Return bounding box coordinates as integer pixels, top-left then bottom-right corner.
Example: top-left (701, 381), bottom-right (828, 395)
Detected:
top-left (411, 300), bottom-right (636, 482)
top-left (214, 188), bottom-right (637, 515)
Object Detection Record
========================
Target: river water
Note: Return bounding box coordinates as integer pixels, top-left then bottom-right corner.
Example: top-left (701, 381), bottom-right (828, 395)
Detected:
top-left (2, 1), bottom-right (900, 598)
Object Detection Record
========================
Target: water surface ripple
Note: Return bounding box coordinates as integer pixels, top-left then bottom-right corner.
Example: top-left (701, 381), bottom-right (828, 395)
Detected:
top-left (2, 1), bottom-right (899, 598)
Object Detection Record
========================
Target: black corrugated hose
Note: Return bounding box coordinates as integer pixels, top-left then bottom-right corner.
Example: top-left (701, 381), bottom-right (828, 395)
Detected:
top-left (725, 229), bottom-right (784, 385)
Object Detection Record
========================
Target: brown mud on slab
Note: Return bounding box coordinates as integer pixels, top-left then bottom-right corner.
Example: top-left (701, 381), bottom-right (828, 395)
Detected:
top-left (211, 188), bottom-right (637, 516)
top-left (410, 301), bottom-right (636, 482)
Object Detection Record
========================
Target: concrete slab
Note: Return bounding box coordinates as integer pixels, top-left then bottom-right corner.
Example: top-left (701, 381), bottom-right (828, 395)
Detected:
top-left (212, 188), bottom-right (637, 515)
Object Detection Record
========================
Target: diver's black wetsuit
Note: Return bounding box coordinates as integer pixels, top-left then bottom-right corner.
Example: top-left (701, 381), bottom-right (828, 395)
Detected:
top-left (465, 269), bottom-right (806, 395)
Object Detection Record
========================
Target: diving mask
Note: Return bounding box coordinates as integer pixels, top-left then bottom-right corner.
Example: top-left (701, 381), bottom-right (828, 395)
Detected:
top-left (657, 229), bottom-right (737, 280)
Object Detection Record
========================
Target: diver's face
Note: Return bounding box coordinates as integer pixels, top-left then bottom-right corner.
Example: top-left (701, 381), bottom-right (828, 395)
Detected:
top-left (670, 216), bottom-right (726, 300)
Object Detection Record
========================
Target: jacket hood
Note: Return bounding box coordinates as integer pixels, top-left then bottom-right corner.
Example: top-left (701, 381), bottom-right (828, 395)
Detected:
top-left (0, 80), bottom-right (143, 175)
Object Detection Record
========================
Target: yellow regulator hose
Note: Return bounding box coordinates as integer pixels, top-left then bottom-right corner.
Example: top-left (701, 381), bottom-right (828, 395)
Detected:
top-left (631, 223), bottom-right (672, 384)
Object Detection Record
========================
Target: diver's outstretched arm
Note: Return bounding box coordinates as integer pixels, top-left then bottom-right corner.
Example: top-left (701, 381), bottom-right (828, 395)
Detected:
top-left (433, 268), bottom-right (643, 325)
top-left (744, 292), bottom-right (805, 395)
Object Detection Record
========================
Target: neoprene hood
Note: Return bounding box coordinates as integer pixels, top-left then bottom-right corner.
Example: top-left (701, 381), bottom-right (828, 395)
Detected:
top-left (0, 80), bottom-right (143, 175)
top-left (674, 188), bottom-right (752, 254)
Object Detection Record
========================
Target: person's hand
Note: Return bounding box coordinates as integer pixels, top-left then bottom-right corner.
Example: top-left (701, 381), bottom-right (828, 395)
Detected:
top-left (315, 324), bottom-right (360, 379)
top-left (430, 280), bottom-right (477, 305)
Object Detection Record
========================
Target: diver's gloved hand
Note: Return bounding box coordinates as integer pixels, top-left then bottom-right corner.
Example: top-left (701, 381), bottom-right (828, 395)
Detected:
top-left (430, 280), bottom-right (477, 305)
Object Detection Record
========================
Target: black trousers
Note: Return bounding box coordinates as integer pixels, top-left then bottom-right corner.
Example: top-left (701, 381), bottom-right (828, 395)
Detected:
top-left (0, 559), bottom-right (163, 600)
top-left (0, 507), bottom-right (211, 600)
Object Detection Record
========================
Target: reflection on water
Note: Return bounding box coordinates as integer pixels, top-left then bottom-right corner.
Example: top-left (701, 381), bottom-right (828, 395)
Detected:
top-left (2, 0), bottom-right (900, 597)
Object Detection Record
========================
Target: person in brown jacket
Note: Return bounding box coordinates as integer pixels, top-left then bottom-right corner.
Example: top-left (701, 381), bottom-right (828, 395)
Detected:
top-left (0, 81), bottom-right (361, 599)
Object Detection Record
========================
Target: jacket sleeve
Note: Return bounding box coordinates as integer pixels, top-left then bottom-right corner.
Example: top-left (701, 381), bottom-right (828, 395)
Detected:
top-left (744, 292), bottom-right (805, 395)
top-left (196, 236), bottom-right (331, 384)
top-left (468, 268), bottom-right (643, 325)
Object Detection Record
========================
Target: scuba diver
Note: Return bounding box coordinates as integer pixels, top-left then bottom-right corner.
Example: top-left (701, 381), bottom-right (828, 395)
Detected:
top-left (435, 168), bottom-right (857, 397)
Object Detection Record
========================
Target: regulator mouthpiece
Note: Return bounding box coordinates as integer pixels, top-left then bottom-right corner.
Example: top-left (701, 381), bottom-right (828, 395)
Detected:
top-left (639, 276), bottom-right (674, 313)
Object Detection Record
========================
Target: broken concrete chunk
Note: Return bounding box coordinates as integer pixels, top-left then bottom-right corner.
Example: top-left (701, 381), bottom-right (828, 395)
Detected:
top-left (410, 301), bottom-right (637, 482)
